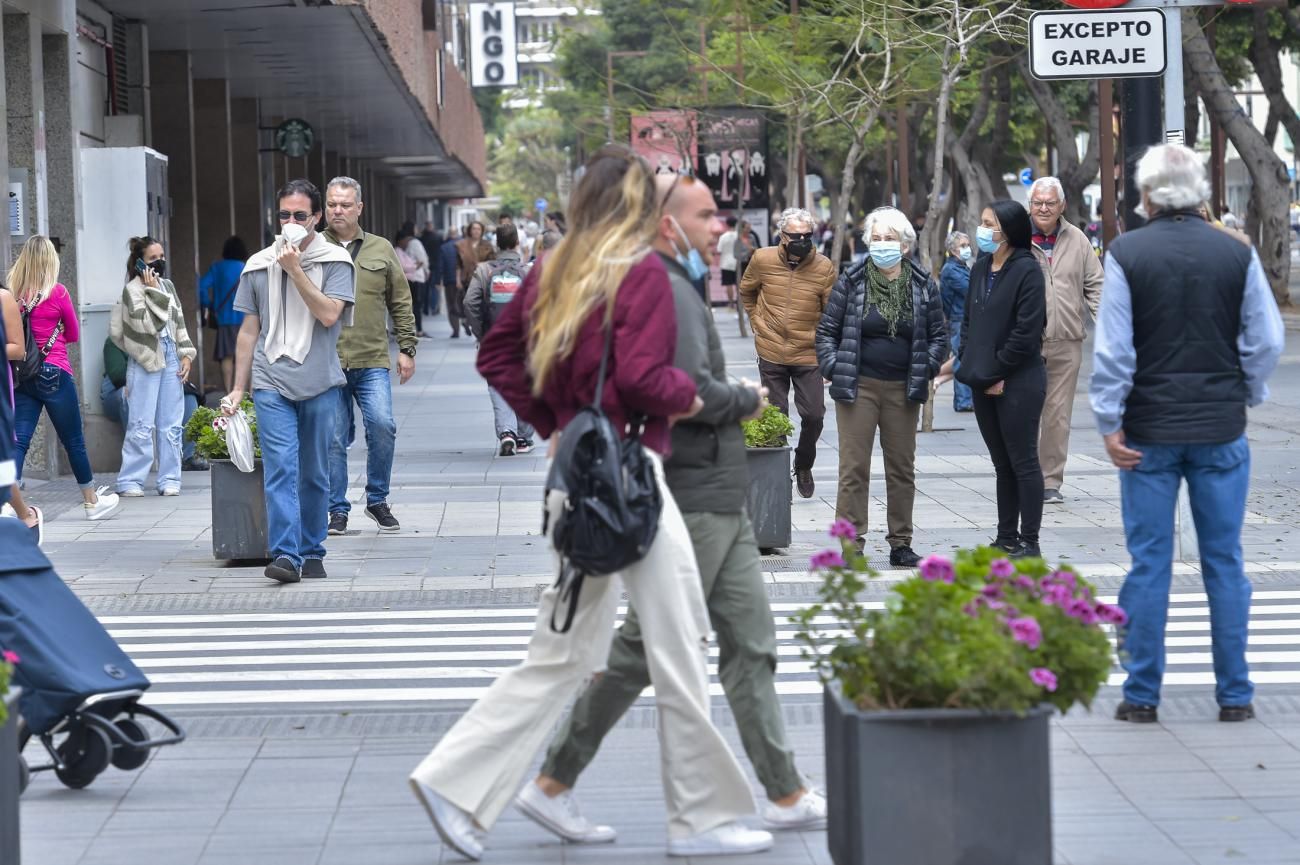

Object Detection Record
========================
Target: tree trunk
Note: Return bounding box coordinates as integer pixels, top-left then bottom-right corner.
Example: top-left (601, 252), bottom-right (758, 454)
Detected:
top-left (832, 107), bottom-right (884, 266)
top-left (1016, 56), bottom-right (1099, 227)
top-left (1183, 9), bottom-right (1291, 308)
top-left (1249, 9), bottom-right (1300, 172)
top-left (949, 69), bottom-right (997, 236)
top-left (920, 60), bottom-right (956, 275)
top-left (785, 113), bottom-right (805, 212)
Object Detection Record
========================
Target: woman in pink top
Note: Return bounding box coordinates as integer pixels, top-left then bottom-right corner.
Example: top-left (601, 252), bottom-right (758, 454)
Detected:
top-left (10, 236), bottom-right (121, 520)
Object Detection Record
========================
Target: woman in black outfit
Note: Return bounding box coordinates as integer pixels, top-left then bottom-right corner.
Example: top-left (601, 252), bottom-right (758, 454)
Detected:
top-left (957, 200), bottom-right (1047, 559)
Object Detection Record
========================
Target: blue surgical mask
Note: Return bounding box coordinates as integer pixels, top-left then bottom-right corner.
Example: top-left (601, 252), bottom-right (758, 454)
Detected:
top-left (670, 217), bottom-right (709, 282)
top-left (958, 246), bottom-right (973, 262)
top-left (869, 241), bottom-right (902, 268)
top-left (976, 226), bottom-right (1001, 253)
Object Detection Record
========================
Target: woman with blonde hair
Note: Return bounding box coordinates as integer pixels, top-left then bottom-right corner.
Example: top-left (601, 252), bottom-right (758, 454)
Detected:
top-left (408, 146), bottom-right (768, 861)
top-left (10, 235), bottom-right (120, 519)
top-left (112, 235), bottom-right (197, 496)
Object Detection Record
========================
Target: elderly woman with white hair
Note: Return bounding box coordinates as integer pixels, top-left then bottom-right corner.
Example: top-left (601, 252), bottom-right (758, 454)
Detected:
top-left (815, 207), bottom-right (948, 565)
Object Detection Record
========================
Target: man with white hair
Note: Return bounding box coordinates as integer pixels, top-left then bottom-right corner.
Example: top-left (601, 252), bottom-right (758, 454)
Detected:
top-left (1028, 176), bottom-right (1104, 506)
top-left (1091, 143), bottom-right (1284, 725)
top-left (739, 207), bottom-right (836, 501)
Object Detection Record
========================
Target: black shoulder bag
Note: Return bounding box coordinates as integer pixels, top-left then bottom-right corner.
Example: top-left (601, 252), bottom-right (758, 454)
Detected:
top-left (15, 295), bottom-right (62, 385)
top-left (543, 312), bottom-right (663, 633)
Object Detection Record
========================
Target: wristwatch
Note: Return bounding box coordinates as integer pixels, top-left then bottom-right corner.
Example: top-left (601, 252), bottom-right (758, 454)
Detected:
top-left (400, 347), bottom-right (417, 358)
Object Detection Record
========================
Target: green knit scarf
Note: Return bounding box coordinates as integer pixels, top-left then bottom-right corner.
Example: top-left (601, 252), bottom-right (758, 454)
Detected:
top-left (866, 259), bottom-right (912, 337)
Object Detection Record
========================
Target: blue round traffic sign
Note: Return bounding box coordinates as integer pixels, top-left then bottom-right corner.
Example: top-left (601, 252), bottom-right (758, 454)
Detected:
top-left (535, 197), bottom-right (548, 212)
top-left (1020, 168), bottom-right (1034, 187)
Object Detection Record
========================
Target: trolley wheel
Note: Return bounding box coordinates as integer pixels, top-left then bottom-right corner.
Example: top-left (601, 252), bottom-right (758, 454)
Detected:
top-left (54, 726), bottom-right (112, 789)
top-left (110, 718), bottom-right (149, 771)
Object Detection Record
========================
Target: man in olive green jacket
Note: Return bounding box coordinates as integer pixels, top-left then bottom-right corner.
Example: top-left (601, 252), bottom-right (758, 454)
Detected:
top-left (322, 176), bottom-right (417, 535)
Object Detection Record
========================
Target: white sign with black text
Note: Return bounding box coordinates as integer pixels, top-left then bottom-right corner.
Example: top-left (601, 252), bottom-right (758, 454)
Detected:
top-left (1029, 9), bottom-right (1166, 81)
top-left (469, 1), bottom-right (518, 88)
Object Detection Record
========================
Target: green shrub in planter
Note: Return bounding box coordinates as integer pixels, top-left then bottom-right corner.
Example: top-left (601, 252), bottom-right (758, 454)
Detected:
top-left (741, 403), bottom-right (794, 449)
top-left (185, 399), bottom-right (262, 461)
top-left (0, 649), bottom-right (14, 726)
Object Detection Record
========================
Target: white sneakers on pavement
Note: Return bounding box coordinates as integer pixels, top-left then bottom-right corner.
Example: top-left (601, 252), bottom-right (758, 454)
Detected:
top-left (117, 488), bottom-right (144, 497)
top-left (667, 822), bottom-right (775, 857)
top-left (409, 778), bottom-right (483, 861)
top-left (514, 781), bottom-right (617, 844)
top-left (761, 789), bottom-right (828, 831)
top-left (84, 487), bottom-right (121, 521)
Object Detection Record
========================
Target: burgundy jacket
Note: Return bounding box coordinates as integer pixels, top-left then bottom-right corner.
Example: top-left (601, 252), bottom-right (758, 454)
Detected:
top-left (477, 253), bottom-right (696, 455)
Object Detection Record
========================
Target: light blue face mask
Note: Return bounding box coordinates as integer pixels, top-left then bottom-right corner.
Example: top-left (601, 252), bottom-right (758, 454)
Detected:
top-left (869, 241), bottom-right (903, 268)
top-left (976, 225), bottom-right (1002, 254)
top-left (959, 246), bottom-right (973, 262)
top-left (671, 218), bottom-right (709, 281)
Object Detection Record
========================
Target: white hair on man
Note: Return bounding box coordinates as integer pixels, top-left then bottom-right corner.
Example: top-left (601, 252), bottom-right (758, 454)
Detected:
top-left (944, 230), bottom-right (969, 254)
top-left (327, 175), bottom-right (363, 200)
top-left (777, 207), bottom-right (816, 231)
top-left (1136, 144), bottom-right (1210, 213)
top-left (863, 206), bottom-right (916, 253)
top-left (1029, 176), bottom-right (1066, 203)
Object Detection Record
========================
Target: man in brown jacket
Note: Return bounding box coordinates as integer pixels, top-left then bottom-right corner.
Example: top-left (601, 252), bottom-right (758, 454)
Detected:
top-left (740, 207), bottom-right (837, 500)
top-left (1029, 177), bottom-right (1103, 505)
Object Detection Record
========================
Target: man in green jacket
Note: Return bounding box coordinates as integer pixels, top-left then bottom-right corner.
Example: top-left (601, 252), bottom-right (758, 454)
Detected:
top-left (322, 176), bottom-right (417, 535)
top-left (513, 174), bottom-right (828, 853)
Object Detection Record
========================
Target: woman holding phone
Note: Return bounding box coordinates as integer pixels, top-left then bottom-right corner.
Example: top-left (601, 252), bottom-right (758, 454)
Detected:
top-left (112, 236), bottom-right (197, 496)
top-left (957, 201), bottom-right (1047, 559)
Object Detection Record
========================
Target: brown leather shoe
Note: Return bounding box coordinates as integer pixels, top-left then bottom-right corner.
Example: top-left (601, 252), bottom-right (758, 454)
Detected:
top-left (795, 468), bottom-right (814, 499)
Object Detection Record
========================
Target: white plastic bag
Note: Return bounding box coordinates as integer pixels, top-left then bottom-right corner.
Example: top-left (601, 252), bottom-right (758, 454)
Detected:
top-left (224, 410), bottom-right (255, 473)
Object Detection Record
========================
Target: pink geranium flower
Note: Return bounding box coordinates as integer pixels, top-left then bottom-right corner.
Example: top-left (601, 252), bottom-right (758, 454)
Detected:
top-left (989, 558), bottom-right (1015, 579)
top-left (1095, 602), bottom-right (1128, 626)
top-left (828, 518), bottom-right (857, 541)
top-left (918, 555), bottom-right (955, 583)
top-left (2, 649), bottom-right (19, 665)
top-left (1029, 667), bottom-right (1058, 692)
top-left (810, 549), bottom-right (846, 571)
top-left (1008, 616), bottom-right (1043, 650)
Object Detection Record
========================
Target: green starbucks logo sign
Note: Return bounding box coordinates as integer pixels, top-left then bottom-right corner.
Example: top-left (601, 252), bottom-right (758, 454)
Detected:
top-left (276, 118), bottom-right (315, 158)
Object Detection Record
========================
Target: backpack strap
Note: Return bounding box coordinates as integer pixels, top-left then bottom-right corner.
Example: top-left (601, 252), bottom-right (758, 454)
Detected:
top-left (591, 304), bottom-right (615, 408)
top-left (549, 561), bottom-right (586, 634)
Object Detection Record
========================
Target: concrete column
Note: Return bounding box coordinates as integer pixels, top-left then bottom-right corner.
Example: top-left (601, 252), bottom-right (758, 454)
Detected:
top-left (149, 51), bottom-right (200, 344)
top-left (324, 150), bottom-right (340, 184)
top-left (230, 97), bottom-right (263, 249)
top-left (192, 78), bottom-right (234, 393)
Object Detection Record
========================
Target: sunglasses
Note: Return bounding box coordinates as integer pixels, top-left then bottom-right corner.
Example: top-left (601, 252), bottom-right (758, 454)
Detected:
top-left (277, 210), bottom-right (315, 222)
top-left (782, 231), bottom-right (814, 242)
top-left (660, 173), bottom-right (700, 208)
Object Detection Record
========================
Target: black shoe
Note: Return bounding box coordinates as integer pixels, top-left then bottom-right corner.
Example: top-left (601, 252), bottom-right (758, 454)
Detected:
top-left (990, 537), bottom-right (1019, 554)
top-left (889, 546), bottom-right (922, 568)
top-left (182, 456), bottom-right (210, 471)
top-left (1115, 701), bottom-right (1159, 723)
top-left (794, 468), bottom-right (815, 499)
top-left (499, 434), bottom-right (516, 456)
top-left (364, 502), bottom-right (400, 533)
top-left (264, 556), bottom-right (300, 584)
top-left (328, 512), bottom-right (348, 536)
top-left (1219, 703), bottom-right (1256, 722)
top-left (1010, 541), bottom-right (1041, 560)
top-left (301, 558), bottom-right (327, 579)
top-left (450, 330), bottom-right (460, 339)
top-left (515, 437), bottom-right (535, 454)
top-left (1043, 488), bottom-right (1064, 505)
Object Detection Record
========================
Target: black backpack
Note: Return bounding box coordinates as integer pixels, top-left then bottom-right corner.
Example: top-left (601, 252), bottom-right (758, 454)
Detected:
top-left (15, 295), bottom-right (62, 385)
top-left (543, 313), bottom-right (662, 633)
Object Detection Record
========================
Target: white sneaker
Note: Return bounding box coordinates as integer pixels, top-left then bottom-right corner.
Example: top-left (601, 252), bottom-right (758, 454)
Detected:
top-left (409, 778), bottom-right (483, 861)
top-left (158, 487), bottom-right (181, 497)
top-left (84, 487), bottom-right (122, 521)
top-left (514, 781), bottom-right (617, 844)
top-left (667, 822), bottom-right (774, 857)
top-left (0, 502), bottom-right (14, 518)
top-left (117, 488), bottom-right (145, 498)
top-left (761, 789), bottom-right (827, 831)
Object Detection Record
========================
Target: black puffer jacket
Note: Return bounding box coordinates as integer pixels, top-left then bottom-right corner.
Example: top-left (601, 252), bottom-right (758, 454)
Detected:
top-left (815, 259), bottom-right (948, 404)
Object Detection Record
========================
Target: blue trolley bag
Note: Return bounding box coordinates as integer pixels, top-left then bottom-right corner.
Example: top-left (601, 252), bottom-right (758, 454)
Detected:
top-left (0, 519), bottom-right (150, 735)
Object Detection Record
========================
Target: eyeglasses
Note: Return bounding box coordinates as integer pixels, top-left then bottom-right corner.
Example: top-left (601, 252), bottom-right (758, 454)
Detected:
top-left (1029, 200), bottom-right (1061, 211)
top-left (277, 210), bottom-right (314, 223)
top-left (660, 173), bottom-right (699, 208)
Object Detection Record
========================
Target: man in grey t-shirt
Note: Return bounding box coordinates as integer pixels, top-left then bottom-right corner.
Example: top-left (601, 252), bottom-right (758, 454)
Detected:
top-left (222, 178), bottom-right (356, 583)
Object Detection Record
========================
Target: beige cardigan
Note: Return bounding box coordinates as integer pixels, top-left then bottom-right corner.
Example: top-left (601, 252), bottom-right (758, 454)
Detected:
top-left (110, 276), bottom-right (197, 372)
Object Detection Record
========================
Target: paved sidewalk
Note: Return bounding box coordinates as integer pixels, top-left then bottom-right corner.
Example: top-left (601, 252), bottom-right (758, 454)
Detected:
top-left (14, 308), bottom-right (1300, 865)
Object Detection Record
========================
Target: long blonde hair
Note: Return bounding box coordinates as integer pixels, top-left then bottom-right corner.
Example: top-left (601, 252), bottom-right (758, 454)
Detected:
top-left (528, 146), bottom-right (657, 394)
top-left (8, 236), bottom-right (60, 306)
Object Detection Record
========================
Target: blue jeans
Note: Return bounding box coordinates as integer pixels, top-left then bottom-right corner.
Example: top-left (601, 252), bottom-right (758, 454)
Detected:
top-left (950, 333), bottom-right (973, 411)
top-left (118, 337), bottom-right (184, 493)
top-left (328, 368), bottom-right (396, 515)
top-left (253, 387), bottom-right (339, 568)
top-left (103, 376), bottom-right (199, 461)
top-left (14, 364), bottom-right (95, 487)
top-left (488, 385), bottom-right (535, 441)
top-left (1117, 435), bottom-right (1253, 708)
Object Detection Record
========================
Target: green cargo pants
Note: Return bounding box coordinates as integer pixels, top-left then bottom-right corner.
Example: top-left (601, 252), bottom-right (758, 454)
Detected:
top-left (540, 511), bottom-right (803, 801)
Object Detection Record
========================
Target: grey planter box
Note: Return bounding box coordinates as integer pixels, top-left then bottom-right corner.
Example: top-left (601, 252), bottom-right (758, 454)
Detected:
top-left (211, 459), bottom-right (269, 561)
top-left (745, 446), bottom-right (791, 549)
top-left (2, 687), bottom-right (20, 865)
top-left (824, 685), bottom-right (1052, 865)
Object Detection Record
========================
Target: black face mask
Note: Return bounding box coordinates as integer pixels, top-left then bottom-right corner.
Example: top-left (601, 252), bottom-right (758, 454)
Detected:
top-left (148, 259), bottom-right (167, 278)
top-left (785, 239), bottom-right (812, 262)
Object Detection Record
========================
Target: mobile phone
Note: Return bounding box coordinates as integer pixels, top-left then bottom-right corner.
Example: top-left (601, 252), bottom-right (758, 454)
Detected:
top-left (135, 259), bottom-right (147, 274)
